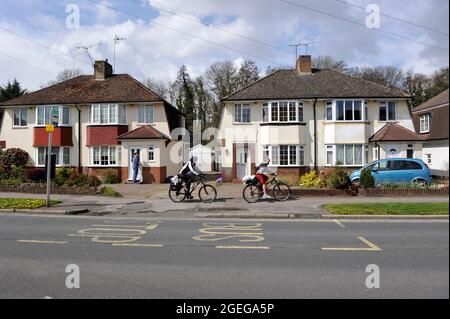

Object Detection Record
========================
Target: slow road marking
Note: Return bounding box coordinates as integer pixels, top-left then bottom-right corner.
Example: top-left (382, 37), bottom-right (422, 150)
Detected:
top-left (321, 236), bottom-right (382, 252)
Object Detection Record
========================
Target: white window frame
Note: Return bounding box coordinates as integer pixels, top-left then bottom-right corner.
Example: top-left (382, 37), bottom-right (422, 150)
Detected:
top-left (325, 101), bottom-right (333, 121)
top-left (420, 114), bottom-right (430, 133)
top-left (262, 103), bottom-right (269, 122)
top-left (36, 147), bottom-right (71, 167)
top-left (326, 100), bottom-right (367, 122)
top-left (88, 146), bottom-right (122, 167)
top-left (90, 104), bottom-right (127, 125)
top-left (13, 108), bottom-right (28, 127)
top-left (264, 145), bottom-right (305, 167)
top-left (373, 146), bottom-right (379, 161)
top-left (379, 101), bottom-right (396, 122)
top-left (263, 101), bottom-right (304, 123)
top-left (234, 104), bottom-right (251, 124)
top-left (138, 105), bottom-right (155, 125)
top-left (36, 105), bottom-right (70, 126)
top-left (148, 146), bottom-right (156, 162)
top-left (326, 144), bottom-right (367, 167)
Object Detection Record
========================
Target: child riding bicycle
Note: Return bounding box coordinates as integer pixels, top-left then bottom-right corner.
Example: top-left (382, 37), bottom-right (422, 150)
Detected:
top-left (255, 158), bottom-right (276, 199)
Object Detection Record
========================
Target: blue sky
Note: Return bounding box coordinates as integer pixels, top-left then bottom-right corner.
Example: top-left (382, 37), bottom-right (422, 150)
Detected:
top-left (0, 0), bottom-right (448, 90)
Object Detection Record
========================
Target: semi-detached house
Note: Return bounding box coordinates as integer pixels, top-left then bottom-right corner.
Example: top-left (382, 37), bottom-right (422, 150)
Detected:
top-left (0, 60), bottom-right (185, 183)
top-left (217, 55), bottom-right (423, 183)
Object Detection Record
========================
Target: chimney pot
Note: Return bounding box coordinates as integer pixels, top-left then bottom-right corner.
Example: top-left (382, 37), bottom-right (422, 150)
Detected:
top-left (297, 55), bottom-right (312, 74)
top-left (94, 60), bottom-right (113, 79)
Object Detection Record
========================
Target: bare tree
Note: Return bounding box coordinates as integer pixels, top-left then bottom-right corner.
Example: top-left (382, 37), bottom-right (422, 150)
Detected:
top-left (312, 55), bottom-right (348, 72)
top-left (41, 68), bottom-right (83, 88)
top-left (143, 77), bottom-right (169, 100)
top-left (349, 66), bottom-right (404, 90)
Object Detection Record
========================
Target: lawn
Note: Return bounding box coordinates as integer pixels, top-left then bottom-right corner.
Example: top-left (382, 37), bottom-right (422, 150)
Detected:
top-left (0, 198), bottom-right (60, 209)
top-left (323, 202), bottom-right (449, 215)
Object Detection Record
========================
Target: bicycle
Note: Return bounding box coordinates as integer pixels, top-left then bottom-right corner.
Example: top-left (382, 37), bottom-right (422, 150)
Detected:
top-left (242, 173), bottom-right (292, 203)
top-left (169, 174), bottom-right (217, 203)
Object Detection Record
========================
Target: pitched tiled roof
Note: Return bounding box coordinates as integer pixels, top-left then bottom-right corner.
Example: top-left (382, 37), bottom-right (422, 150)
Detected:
top-left (412, 90), bottom-right (449, 141)
top-left (0, 74), bottom-right (163, 106)
top-left (412, 89), bottom-right (449, 112)
top-left (369, 123), bottom-right (424, 142)
top-left (117, 125), bottom-right (171, 140)
top-left (224, 69), bottom-right (409, 101)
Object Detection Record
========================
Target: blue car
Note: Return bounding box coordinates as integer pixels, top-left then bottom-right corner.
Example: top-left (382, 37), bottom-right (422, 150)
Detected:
top-left (350, 158), bottom-right (432, 186)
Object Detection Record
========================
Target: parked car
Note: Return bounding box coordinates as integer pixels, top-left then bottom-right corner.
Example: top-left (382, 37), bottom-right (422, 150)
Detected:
top-left (350, 158), bottom-right (432, 186)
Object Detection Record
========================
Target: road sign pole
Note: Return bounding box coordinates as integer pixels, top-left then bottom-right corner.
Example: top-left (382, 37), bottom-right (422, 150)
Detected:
top-left (46, 128), bottom-right (53, 207)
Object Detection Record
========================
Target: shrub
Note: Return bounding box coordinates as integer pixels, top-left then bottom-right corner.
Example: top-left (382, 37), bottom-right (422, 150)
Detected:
top-left (0, 148), bottom-right (29, 168)
top-left (26, 168), bottom-right (47, 183)
top-left (55, 167), bottom-right (77, 186)
top-left (87, 175), bottom-right (102, 187)
top-left (360, 168), bottom-right (375, 189)
top-left (101, 168), bottom-right (120, 184)
top-left (299, 170), bottom-right (323, 188)
top-left (99, 186), bottom-right (122, 197)
top-left (326, 165), bottom-right (351, 189)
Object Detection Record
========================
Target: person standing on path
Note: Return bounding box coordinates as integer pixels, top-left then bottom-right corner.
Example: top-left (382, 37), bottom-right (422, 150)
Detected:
top-left (132, 152), bottom-right (141, 184)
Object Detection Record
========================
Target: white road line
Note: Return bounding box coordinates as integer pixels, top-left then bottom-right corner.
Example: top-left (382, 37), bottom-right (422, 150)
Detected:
top-left (321, 236), bottom-right (382, 252)
top-left (17, 240), bottom-right (67, 245)
top-left (333, 219), bottom-right (346, 228)
top-left (216, 245), bottom-right (270, 250)
top-left (111, 243), bottom-right (163, 248)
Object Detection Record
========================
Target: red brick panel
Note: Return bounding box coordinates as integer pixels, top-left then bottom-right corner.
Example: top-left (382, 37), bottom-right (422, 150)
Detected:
top-left (0, 141), bottom-right (5, 149)
top-left (142, 166), bottom-right (167, 184)
top-left (275, 167), bottom-right (310, 184)
top-left (33, 127), bottom-right (73, 147)
top-left (86, 125), bottom-right (128, 146)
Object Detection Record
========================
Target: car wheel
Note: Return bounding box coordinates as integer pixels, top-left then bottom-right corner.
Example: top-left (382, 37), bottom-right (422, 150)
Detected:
top-left (351, 179), bottom-right (360, 186)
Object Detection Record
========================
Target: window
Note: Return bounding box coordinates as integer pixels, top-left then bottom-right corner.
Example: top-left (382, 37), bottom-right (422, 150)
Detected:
top-left (148, 146), bottom-right (155, 162)
top-left (379, 101), bottom-right (396, 121)
top-left (336, 101), bottom-right (344, 121)
top-left (13, 108), bottom-right (27, 127)
top-left (279, 102), bottom-right (288, 122)
top-left (89, 146), bottom-right (121, 166)
top-left (37, 147), bottom-right (70, 166)
top-left (138, 105), bottom-right (154, 124)
top-left (325, 101), bottom-right (333, 121)
top-left (264, 145), bottom-right (304, 166)
top-left (327, 144), bottom-right (366, 166)
top-left (90, 104), bottom-right (126, 125)
top-left (425, 154), bottom-right (432, 164)
top-left (420, 114), bottom-right (430, 133)
top-left (36, 106), bottom-right (69, 126)
top-left (297, 102), bottom-right (304, 122)
top-left (271, 102), bottom-right (279, 122)
top-left (234, 104), bottom-right (251, 123)
top-left (262, 103), bottom-right (269, 122)
top-left (407, 144), bottom-right (414, 159)
top-left (373, 146), bottom-right (379, 160)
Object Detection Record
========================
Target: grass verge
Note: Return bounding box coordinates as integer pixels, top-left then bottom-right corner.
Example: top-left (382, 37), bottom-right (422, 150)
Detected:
top-left (99, 186), bottom-right (123, 198)
top-left (0, 198), bottom-right (60, 209)
top-left (323, 202), bottom-right (449, 215)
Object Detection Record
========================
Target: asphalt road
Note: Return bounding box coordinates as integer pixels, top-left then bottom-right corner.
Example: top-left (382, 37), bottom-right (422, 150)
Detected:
top-left (0, 213), bottom-right (448, 299)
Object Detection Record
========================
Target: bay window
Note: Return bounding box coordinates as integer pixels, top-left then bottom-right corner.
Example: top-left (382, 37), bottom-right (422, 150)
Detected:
top-left (13, 108), bottom-right (27, 127)
top-left (263, 145), bottom-right (305, 166)
top-left (89, 146), bottom-right (121, 166)
top-left (262, 103), bottom-right (269, 122)
top-left (325, 100), bottom-right (367, 121)
top-left (325, 101), bottom-right (333, 121)
top-left (36, 147), bottom-right (71, 166)
top-left (260, 101), bottom-right (305, 123)
top-left (234, 104), bottom-right (251, 123)
top-left (326, 144), bottom-right (367, 166)
top-left (36, 106), bottom-right (70, 126)
top-left (379, 101), bottom-right (396, 121)
top-left (90, 104), bottom-right (127, 125)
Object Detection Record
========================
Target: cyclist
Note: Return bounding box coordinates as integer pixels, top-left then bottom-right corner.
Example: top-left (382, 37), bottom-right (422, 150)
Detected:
top-left (179, 156), bottom-right (203, 199)
top-left (255, 158), bottom-right (275, 199)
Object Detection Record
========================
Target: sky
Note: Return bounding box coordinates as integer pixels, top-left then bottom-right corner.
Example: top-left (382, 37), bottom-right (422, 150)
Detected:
top-left (0, 0), bottom-right (448, 91)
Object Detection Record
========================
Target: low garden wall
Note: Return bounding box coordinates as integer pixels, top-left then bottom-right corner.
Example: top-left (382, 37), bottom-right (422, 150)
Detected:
top-left (359, 187), bottom-right (449, 197)
top-left (0, 183), bottom-right (98, 195)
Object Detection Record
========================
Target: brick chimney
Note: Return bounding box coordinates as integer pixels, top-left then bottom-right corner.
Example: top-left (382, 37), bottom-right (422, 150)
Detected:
top-left (297, 55), bottom-right (312, 74)
top-left (94, 59), bottom-right (113, 79)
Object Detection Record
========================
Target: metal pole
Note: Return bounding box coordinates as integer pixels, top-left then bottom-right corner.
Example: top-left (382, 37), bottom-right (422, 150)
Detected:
top-left (46, 132), bottom-right (52, 207)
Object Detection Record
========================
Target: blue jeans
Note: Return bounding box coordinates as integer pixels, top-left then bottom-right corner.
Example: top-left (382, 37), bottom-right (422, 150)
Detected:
top-left (133, 167), bottom-right (139, 183)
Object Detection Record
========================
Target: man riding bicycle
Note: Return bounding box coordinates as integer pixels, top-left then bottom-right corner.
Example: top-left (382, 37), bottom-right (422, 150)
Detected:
top-left (179, 156), bottom-right (203, 199)
top-left (255, 158), bottom-right (275, 199)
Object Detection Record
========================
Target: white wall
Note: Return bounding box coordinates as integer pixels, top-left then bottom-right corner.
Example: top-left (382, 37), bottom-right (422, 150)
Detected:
top-left (422, 140), bottom-right (449, 177)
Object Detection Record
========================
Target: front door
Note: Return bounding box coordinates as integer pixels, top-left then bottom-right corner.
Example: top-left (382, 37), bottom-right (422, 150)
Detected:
top-left (236, 146), bottom-right (250, 179)
top-left (128, 148), bottom-right (142, 181)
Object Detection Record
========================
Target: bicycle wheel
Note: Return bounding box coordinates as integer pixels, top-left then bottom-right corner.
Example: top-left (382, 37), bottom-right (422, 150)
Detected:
top-left (168, 188), bottom-right (187, 203)
top-left (198, 184), bottom-right (217, 203)
top-left (243, 184), bottom-right (262, 203)
top-left (272, 182), bottom-right (291, 201)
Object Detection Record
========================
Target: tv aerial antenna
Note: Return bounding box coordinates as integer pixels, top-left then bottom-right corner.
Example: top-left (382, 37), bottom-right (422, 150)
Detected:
top-left (289, 41), bottom-right (320, 64)
top-left (76, 44), bottom-right (99, 66)
top-left (113, 35), bottom-right (126, 74)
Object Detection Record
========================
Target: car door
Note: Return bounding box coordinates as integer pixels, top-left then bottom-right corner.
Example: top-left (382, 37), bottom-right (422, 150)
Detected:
top-left (372, 160), bottom-right (390, 185)
top-left (390, 160), bottom-right (412, 183)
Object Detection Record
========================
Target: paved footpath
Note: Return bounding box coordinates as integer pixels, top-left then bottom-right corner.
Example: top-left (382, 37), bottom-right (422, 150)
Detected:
top-left (0, 213), bottom-right (448, 299)
top-left (0, 183), bottom-right (448, 218)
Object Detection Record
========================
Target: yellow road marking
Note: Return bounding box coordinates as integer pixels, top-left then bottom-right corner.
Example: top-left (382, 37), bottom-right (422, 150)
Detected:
top-left (321, 236), bottom-right (381, 252)
top-left (216, 245), bottom-right (270, 250)
top-left (333, 219), bottom-right (346, 228)
top-left (111, 243), bottom-right (163, 248)
top-left (18, 240), bottom-right (67, 245)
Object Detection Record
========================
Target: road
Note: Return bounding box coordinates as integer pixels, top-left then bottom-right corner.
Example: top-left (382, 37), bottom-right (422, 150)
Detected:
top-left (0, 213), bottom-right (448, 299)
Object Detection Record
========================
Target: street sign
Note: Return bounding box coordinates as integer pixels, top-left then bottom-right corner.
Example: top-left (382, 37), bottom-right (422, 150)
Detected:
top-left (52, 107), bottom-right (59, 126)
top-left (45, 124), bottom-right (55, 133)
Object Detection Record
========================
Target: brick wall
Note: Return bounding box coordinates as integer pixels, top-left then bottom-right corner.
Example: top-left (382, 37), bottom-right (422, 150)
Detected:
top-left (86, 125), bottom-right (128, 146)
top-left (33, 127), bottom-right (73, 147)
top-left (142, 166), bottom-right (167, 184)
top-left (275, 167), bottom-right (310, 184)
